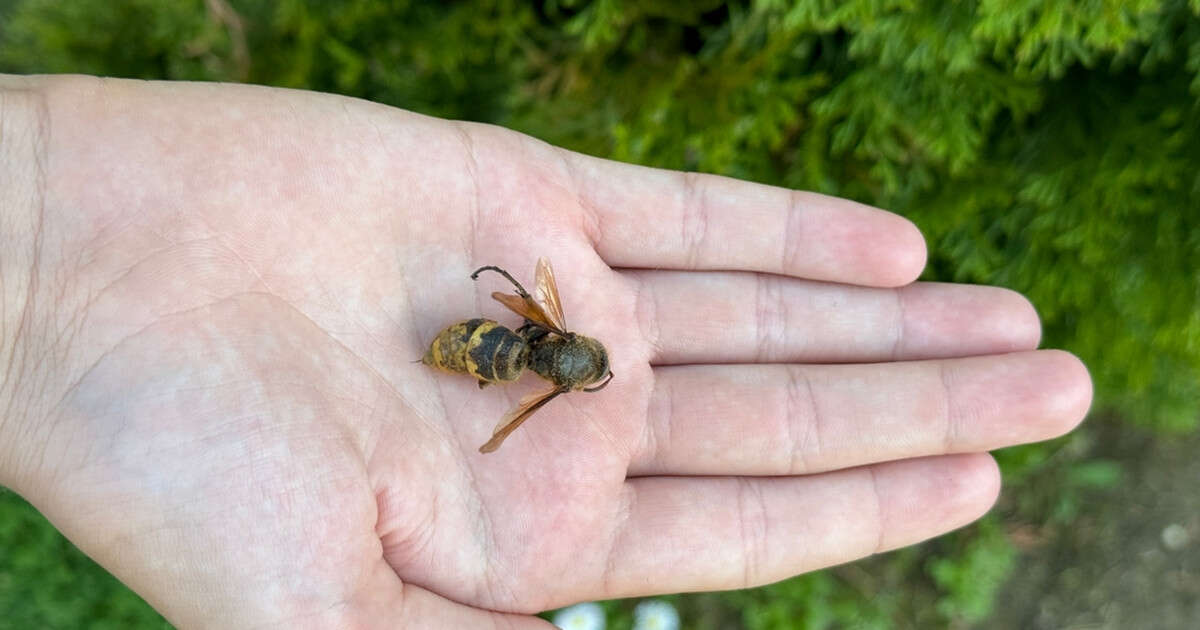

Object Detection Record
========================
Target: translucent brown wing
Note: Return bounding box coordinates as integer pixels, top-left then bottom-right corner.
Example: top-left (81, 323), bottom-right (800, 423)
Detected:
top-left (479, 386), bottom-right (567, 453)
top-left (534, 257), bottom-right (567, 332)
top-left (489, 291), bottom-right (566, 335)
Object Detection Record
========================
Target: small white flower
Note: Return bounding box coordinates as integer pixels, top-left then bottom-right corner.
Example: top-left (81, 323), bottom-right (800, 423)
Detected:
top-left (1162, 523), bottom-right (1190, 550)
top-left (633, 599), bottom-right (680, 630)
top-left (552, 601), bottom-right (606, 630)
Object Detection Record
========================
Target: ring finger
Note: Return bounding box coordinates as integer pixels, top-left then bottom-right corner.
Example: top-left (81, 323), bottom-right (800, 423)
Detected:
top-left (628, 350), bottom-right (1092, 476)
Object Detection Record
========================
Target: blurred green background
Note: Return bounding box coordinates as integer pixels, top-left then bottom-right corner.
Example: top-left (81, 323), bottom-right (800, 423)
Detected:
top-left (1, 0), bottom-right (1198, 628)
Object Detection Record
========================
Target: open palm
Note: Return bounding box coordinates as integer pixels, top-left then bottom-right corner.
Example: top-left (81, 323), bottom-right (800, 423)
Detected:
top-left (0, 76), bottom-right (1091, 629)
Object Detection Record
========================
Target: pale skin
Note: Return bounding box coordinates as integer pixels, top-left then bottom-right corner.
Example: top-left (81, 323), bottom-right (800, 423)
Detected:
top-left (0, 75), bottom-right (1092, 629)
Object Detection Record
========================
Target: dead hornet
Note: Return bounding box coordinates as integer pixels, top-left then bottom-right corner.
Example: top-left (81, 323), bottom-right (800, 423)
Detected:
top-left (422, 257), bottom-right (613, 453)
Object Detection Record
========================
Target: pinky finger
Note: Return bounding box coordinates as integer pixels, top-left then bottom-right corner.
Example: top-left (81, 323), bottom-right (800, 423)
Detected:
top-left (600, 454), bottom-right (1000, 598)
top-left (346, 561), bottom-right (555, 629)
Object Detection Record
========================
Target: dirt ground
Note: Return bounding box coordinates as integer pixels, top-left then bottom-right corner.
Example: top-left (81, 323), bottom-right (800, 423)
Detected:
top-left (982, 422), bottom-right (1200, 629)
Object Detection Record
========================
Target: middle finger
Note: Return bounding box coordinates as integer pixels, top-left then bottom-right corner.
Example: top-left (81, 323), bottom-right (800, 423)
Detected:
top-left (627, 271), bottom-right (1041, 365)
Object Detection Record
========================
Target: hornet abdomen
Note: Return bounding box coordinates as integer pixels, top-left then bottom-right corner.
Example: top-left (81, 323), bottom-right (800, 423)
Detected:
top-left (422, 318), bottom-right (529, 384)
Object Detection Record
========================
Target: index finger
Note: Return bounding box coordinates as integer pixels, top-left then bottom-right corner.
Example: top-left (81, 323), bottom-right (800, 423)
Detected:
top-left (563, 152), bottom-right (927, 287)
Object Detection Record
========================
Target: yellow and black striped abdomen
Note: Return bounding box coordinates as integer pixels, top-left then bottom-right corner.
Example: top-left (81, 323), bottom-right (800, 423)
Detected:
top-left (422, 318), bottom-right (529, 383)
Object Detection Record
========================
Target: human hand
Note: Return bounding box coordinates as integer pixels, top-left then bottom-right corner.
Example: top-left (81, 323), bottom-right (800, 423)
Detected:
top-left (0, 76), bottom-right (1091, 628)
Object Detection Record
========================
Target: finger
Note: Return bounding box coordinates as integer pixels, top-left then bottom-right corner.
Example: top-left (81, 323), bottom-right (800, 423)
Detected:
top-left (564, 153), bottom-right (926, 286)
top-left (398, 585), bottom-right (555, 630)
top-left (347, 561), bottom-right (553, 629)
top-left (600, 454), bottom-right (999, 598)
top-left (630, 350), bottom-right (1091, 476)
top-left (629, 273), bottom-right (1041, 364)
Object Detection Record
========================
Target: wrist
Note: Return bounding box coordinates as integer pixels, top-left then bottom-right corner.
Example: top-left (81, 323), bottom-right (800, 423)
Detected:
top-left (0, 77), bottom-right (49, 494)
